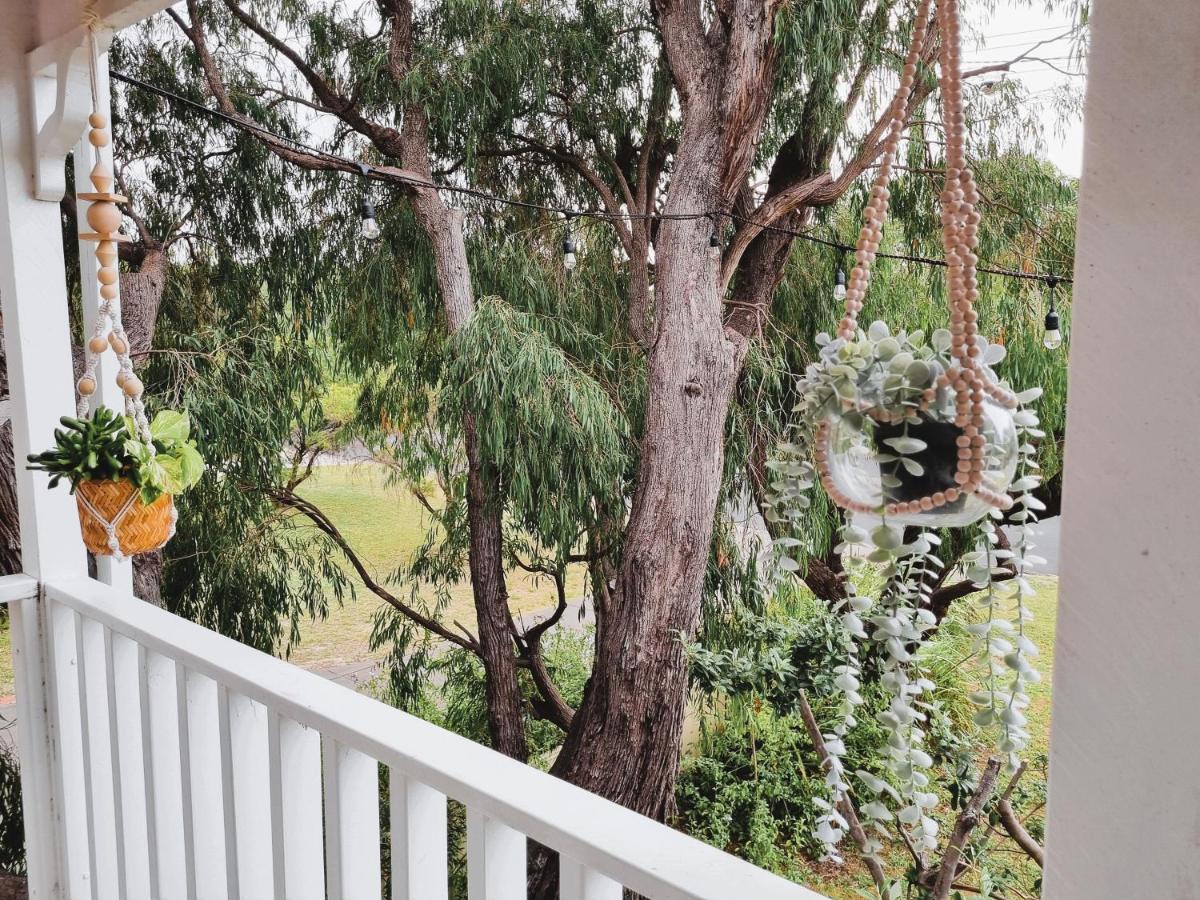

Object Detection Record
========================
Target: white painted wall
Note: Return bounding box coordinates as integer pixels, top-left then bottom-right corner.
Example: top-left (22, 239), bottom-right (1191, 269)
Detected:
top-left (1044, 1), bottom-right (1200, 897)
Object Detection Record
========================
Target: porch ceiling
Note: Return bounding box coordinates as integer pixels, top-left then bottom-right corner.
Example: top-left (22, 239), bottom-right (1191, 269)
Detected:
top-left (30, 0), bottom-right (174, 54)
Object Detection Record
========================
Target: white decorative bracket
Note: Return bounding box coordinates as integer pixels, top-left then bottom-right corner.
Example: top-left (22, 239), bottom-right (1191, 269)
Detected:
top-left (26, 27), bottom-right (113, 202)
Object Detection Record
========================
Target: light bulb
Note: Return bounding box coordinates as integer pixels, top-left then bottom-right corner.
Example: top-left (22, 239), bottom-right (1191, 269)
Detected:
top-left (563, 236), bottom-right (577, 271)
top-left (833, 268), bottom-right (847, 302)
top-left (1043, 309), bottom-right (1062, 350)
top-left (360, 199), bottom-right (380, 240)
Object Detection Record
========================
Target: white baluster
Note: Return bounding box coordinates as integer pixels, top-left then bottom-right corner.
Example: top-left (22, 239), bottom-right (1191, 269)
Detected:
top-left (466, 809), bottom-right (525, 900)
top-left (109, 631), bottom-right (152, 897)
top-left (560, 856), bottom-right (622, 900)
top-left (269, 716), bottom-right (324, 900)
top-left (79, 617), bottom-right (119, 897)
top-left (322, 736), bottom-right (382, 900)
top-left (47, 600), bottom-right (92, 898)
top-left (145, 649), bottom-right (187, 899)
top-left (184, 669), bottom-right (232, 900)
top-left (390, 770), bottom-right (448, 900)
top-left (226, 691), bottom-right (274, 898)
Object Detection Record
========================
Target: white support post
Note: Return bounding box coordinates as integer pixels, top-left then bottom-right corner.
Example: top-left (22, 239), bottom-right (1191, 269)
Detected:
top-left (466, 809), bottom-right (525, 900)
top-left (79, 618), bottom-right (120, 897)
top-left (560, 857), bottom-right (622, 900)
top-left (145, 649), bottom-right (187, 899)
top-left (46, 601), bottom-right (92, 898)
top-left (184, 669), bottom-right (232, 900)
top-left (390, 770), bottom-right (448, 900)
top-left (2, 14), bottom-right (92, 895)
top-left (109, 631), bottom-right (152, 898)
top-left (225, 691), bottom-right (274, 899)
top-left (321, 736), bottom-right (383, 900)
top-left (270, 716), bottom-right (324, 900)
top-left (1044, 0), bottom-right (1200, 897)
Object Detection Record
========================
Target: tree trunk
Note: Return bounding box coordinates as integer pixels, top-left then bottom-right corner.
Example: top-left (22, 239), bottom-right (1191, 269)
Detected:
top-left (410, 193), bottom-right (528, 762)
top-left (549, 104), bottom-right (746, 819)
top-left (0, 422), bottom-right (18, 579)
top-left (539, 7), bottom-right (780, 864)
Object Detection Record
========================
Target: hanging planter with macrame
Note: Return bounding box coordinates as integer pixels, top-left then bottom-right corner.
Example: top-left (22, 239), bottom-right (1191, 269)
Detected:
top-left (774, 0), bottom-right (1041, 529)
top-left (26, 9), bottom-right (204, 560)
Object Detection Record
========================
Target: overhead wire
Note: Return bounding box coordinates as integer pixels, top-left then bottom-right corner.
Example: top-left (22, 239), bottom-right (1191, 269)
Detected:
top-left (110, 69), bottom-right (1073, 286)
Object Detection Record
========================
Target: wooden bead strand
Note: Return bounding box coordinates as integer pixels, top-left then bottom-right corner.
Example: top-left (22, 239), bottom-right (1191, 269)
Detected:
top-left (837, 0), bottom-right (933, 341)
top-left (74, 6), bottom-right (154, 448)
top-left (820, 0), bottom-right (1014, 516)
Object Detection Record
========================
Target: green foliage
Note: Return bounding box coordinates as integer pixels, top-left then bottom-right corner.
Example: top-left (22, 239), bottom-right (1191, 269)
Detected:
top-left (0, 745), bottom-right (23, 876)
top-left (678, 708), bottom-right (828, 876)
top-left (443, 296), bottom-right (629, 549)
top-left (26, 407), bottom-right (205, 504)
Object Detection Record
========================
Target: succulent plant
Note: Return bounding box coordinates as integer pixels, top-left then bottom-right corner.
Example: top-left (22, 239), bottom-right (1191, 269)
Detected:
top-left (27, 406), bottom-right (205, 504)
top-left (27, 407), bottom-right (133, 490)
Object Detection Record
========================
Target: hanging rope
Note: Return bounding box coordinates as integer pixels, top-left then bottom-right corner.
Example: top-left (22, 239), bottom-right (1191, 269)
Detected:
top-left (75, 1), bottom-right (177, 559)
top-left (815, 0), bottom-right (1016, 519)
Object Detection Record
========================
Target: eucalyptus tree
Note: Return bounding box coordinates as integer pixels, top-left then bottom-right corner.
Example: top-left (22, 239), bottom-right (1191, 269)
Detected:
top-left (135, 0), bottom-right (1083, 833)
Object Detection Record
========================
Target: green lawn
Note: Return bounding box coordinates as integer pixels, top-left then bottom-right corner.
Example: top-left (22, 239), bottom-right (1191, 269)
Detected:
top-left (0, 617), bottom-right (10, 701)
top-left (285, 464), bottom-right (584, 670)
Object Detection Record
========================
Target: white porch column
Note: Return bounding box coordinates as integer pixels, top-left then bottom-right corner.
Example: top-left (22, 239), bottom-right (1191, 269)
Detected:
top-left (1, 4), bottom-right (90, 896)
top-left (1044, 1), bottom-right (1200, 897)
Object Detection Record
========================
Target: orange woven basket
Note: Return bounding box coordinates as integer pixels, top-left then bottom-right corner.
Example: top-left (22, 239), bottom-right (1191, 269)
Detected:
top-left (75, 479), bottom-right (175, 557)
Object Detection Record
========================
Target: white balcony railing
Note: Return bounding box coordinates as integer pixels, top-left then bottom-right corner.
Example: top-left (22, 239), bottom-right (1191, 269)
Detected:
top-left (1, 573), bottom-right (823, 900)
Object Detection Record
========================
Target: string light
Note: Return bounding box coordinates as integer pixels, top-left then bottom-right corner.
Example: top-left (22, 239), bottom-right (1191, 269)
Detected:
top-left (833, 267), bottom-right (847, 301)
top-left (108, 69), bottom-right (1074, 290)
top-left (358, 163), bottom-right (380, 240)
top-left (1043, 276), bottom-right (1063, 350)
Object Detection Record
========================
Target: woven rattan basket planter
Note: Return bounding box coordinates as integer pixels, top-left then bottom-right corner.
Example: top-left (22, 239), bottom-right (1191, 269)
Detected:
top-left (75, 478), bottom-right (174, 557)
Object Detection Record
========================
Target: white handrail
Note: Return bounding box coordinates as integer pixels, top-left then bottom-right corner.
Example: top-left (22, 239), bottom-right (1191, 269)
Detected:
top-left (0, 573), bottom-right (37, 604)
top-left (44, 575), bottom-right (824, 900)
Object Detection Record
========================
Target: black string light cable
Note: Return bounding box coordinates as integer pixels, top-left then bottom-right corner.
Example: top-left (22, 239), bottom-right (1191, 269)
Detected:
top-left (110, 69), bottom-right (1073, 288)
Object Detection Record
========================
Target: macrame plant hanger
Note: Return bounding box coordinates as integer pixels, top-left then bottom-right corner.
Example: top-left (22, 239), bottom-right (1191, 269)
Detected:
top-left (814, 0), bottom-right (1018, 521)
top-left (73, 1), bottom-right (176, 559)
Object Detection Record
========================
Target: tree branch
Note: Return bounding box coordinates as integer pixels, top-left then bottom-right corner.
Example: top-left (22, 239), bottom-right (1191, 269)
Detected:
top-left (929, 758), bottom-right (1003, 899)
top-left (796, 690), bottom-right (888, 893)
top-left (267, 486), bottom-right (481, 654)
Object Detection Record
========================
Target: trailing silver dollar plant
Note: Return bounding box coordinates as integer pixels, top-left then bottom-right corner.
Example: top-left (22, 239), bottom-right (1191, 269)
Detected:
top-left (765, 339), bottom-right (1046, 865)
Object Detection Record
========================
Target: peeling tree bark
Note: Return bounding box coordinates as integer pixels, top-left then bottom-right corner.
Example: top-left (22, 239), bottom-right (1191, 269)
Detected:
top-left (547, 0), bottom-right (778, 831)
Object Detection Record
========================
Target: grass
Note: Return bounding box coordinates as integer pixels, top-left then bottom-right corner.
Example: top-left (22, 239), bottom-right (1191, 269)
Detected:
top-left (284, 464), bottom-right (584, 671)
top-left (0, 618), bottom-right (10, 701)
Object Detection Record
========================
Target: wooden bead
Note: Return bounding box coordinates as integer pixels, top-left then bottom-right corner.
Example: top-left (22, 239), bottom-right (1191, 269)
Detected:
top-left (95, 245), bottom-right (118, 267)
top-left (100, 283), bottom-right (118, 300)
top-left (88, 128), bottom-right (110, 147)
top-left (97, 266), bottom-right (119, 286)
top-left (109, 334), bottom-right (128, 355)
top-left (86, 201), bottom-right (122, 235)
top-left (77, 376), bottom-right (96, 396)
top-left (89, 112), bottom-right (108, 129)
top-left (115, 370), bottom-right (128, 388)
top-left (121, 376), bottom-right (143, 397)
top-left (90, 162), bottom-right (114, 194)
top-left (88, 336), bottom-right (108, 354)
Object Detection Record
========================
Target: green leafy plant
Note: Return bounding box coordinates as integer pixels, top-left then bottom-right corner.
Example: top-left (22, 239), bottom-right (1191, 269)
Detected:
top-left (27, 406), bottom-right (205, 504)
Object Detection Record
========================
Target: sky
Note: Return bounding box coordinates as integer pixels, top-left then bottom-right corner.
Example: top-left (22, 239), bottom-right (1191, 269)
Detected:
top-left (966, 2), bottom-right (1087, 176)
